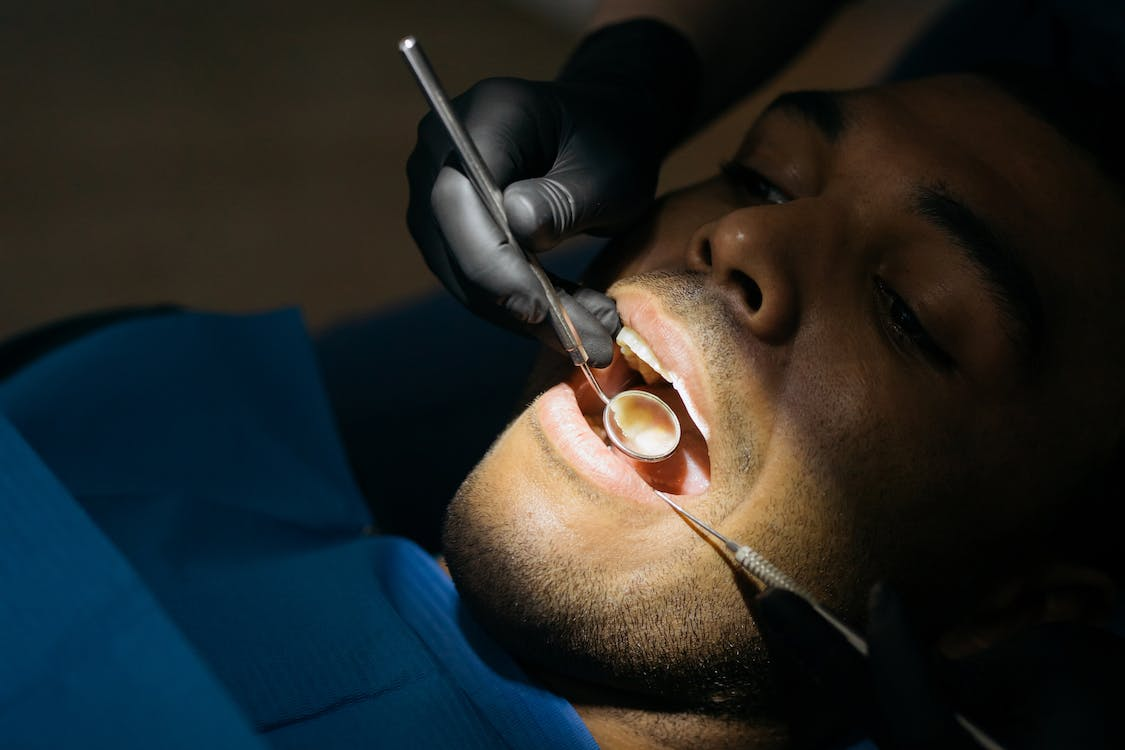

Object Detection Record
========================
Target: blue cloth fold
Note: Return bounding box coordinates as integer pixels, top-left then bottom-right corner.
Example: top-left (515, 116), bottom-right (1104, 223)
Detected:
top-left (0, 414), bottom-right (268, 750)
top-left (0, 310), bottom-right (595, 749)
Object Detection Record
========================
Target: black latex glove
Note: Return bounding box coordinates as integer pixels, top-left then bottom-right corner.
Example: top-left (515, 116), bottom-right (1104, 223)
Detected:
top-left (405, 20), bottom-right (701, 367)
top-left (753, 584), bottom-right (1125, 749)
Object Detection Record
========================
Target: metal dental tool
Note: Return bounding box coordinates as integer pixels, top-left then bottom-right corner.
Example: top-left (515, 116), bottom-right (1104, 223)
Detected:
top-left (399, 35), bottom-right (681, 462)
top-left (653, 490), bottom-right (1005, 750)
top-left (654, 491), bottom-right (866, 651)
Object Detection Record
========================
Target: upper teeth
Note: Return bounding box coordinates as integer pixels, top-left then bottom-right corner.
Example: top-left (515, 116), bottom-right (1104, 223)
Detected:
top-left (617, 326), bottom-right (672, 385)
top-left (615, 326), bottom-right (710, 441)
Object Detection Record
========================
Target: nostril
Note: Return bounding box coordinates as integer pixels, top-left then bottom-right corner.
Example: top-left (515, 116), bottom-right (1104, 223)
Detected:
top-left (731, 270), bottom-right (763, 312)
top-left (691, 238), bottom-right (713, 270)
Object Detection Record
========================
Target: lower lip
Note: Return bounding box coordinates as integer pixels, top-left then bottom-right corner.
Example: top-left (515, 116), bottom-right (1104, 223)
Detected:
top-left (535, 382), bottom-right (670, 507)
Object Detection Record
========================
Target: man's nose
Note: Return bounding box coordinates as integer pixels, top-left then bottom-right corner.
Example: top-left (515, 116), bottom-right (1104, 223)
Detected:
top-left (686, 205), bottom-right (802, 344)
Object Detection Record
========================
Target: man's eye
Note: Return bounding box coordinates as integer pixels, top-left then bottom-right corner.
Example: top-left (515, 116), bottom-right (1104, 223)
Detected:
top-left (873, 277), bottom-right (954, 369)
top-left (720, 160), bottom-right (789, 205)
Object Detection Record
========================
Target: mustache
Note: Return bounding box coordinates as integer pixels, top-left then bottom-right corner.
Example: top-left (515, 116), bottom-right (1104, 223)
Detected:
top-left (608, 270), bottom-right (744, 343)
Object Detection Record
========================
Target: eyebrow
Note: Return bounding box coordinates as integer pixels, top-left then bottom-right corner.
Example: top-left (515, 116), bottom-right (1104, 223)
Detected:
top-left (762, 91), bottom-right (1044, 360)
top-left (763, 90), bottom-right (852, 143)
top-left (912, 183), bottom-right (1044, 358)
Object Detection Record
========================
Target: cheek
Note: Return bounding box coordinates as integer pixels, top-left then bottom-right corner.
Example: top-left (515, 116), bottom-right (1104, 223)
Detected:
top-left (749, 348), bottom-right (961, 568)
top-left (772, 359), bottom-right (890, 517)
top-left (779, 361), bottom-right (1025, 592)
top-left (779, 366), bottom-right (944, 512)
top-left (771, 321), bottom-right (970, 493)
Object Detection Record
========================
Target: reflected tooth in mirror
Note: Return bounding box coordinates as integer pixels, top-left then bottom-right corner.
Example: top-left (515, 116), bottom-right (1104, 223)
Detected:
top-left (607, 391), bottom-right (680, 460)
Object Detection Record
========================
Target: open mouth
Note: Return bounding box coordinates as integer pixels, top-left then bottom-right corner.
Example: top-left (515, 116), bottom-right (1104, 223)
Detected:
top-left (570, 325), bottom-right (711, 495)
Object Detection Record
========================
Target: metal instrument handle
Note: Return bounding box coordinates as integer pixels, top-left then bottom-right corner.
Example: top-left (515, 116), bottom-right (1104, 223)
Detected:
top-left (398, 36), bottom-right (594, 370)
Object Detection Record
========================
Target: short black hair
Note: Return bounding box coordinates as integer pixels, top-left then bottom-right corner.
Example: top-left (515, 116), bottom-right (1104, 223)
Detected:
top-left (973, 64), bottom-right (1125, 198)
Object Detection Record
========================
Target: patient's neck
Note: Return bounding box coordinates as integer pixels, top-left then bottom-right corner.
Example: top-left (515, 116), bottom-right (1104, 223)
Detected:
top-left (528, 667), bottom-right (788, 750)
top-left (574, 703), bottom-right (788, 750)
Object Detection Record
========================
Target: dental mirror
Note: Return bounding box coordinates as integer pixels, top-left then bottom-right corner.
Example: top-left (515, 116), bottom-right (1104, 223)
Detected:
top-left (599, 388), bottom-right (681, 462)
top-left (400, 35), bottom-right (682, 462)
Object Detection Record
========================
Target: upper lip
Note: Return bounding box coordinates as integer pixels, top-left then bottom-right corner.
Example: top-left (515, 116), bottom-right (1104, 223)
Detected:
top-left (610, 285), bottom-right (714, 446)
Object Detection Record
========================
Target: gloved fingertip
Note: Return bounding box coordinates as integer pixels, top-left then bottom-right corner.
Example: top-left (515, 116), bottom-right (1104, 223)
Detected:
top-left (867, 582), bottom-right (910, 643)
top-left (868, 580), bottom-right (897, 610)
top-left (583, 334), bottom-right (615, 369)
top-left (752, 588), bottom-right (826, 645)
top-left (582, 293), bottom-right (622, 340)
top-left (553, 288), bottom-right (617, 367)
top-left (754, 587), bottom-right (810, 615)
top-left (505, 181), bottom-right (572, 252)
top-left (503, 293), bottom-right (548, 326)
top-left (865, 583), bottom-right (960, 747)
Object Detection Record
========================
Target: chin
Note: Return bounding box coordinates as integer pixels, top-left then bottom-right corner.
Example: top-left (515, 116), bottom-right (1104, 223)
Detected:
top-left (441, 422), bottom-right (773, 714)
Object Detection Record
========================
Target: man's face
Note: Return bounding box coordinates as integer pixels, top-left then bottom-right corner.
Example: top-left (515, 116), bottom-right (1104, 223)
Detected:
top-left (443, 75), bottom-right (1125, 711)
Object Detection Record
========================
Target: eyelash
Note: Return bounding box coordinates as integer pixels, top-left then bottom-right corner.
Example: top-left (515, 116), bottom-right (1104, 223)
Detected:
top-left (873, 277), bottom-right (954, 369)
top-left (719, 160), bottom-right (789, 204)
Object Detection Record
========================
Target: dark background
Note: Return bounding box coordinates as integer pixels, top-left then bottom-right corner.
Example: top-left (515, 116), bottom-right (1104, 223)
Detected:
top-left (1, 0), bottom-right (949, 342)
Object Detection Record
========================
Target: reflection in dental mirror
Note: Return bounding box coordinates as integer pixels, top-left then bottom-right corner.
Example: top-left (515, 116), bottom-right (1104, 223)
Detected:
top-left (604, 389), bottom-right (681, 462)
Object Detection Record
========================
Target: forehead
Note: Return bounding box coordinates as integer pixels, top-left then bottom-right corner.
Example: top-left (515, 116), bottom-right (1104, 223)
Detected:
top-left (873, 78), bottom-right (1120, 282)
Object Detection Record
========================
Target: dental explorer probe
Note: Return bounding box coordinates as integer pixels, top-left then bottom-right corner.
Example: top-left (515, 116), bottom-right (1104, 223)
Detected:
top-left (653, 491), bottom-right (867, 652)
top-left (399, 36), bottom-right (681, 463)
top-left (654, 490), bottom-right (1005, 750)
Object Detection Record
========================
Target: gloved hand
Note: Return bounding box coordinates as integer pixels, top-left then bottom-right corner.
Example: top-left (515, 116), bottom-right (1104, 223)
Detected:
top-left (753, 584), bottom-right (1125, 749)
top-left (405, 20), bottom-right (701, 367)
